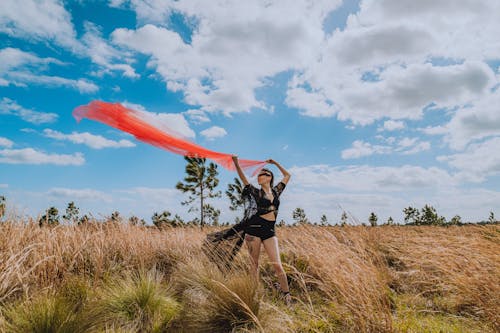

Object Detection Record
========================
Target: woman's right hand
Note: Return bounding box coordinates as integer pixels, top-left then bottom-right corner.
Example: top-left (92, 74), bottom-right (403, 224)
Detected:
top-left (232, 155), bottom-right (238, 161)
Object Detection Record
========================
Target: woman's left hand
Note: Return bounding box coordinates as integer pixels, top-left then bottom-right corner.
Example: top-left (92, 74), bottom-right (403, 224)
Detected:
top-left (266, 159), bottom-right (277, 165)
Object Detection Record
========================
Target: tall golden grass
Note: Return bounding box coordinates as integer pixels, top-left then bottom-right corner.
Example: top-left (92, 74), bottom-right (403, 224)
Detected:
top-left (0, 219), bottom-right (498, 332)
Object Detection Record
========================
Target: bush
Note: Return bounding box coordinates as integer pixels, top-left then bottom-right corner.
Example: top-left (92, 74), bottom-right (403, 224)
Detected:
top-left (89, 269), bottom-right (180, 332)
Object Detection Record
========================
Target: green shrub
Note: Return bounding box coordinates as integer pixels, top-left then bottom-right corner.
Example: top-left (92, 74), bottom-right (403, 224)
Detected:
top-left (90, 269), bottom-right (180, 333)
top-left (1, 292), bottom-right (87, 333)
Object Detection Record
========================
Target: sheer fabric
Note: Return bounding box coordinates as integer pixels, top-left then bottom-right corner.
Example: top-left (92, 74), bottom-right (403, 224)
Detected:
top-left (73, 101), bottom-right (267, 176)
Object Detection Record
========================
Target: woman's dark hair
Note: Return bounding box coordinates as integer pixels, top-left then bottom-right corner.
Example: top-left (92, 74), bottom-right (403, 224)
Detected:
top-left (261, 168), bottom-right (274, 188)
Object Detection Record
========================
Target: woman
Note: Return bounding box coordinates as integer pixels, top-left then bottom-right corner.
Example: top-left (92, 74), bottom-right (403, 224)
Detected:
top-left (232, 155), bottom-right (292, 305)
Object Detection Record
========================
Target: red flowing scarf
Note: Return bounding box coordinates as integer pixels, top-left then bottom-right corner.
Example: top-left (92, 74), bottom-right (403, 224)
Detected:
top-left (73, 101), bottom-right (267, 175)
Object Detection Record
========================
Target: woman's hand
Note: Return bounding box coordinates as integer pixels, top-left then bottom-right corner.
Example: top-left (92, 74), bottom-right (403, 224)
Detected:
top-left (232, 155), bottom-right (249, 185)
top-left (266, 159), bottom-right (277, 165)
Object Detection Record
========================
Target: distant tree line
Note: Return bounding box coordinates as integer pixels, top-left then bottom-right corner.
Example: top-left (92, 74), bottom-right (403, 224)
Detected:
top-left (289, 205), bottom-right (498, 227)
top-left (1, 158), bottom-right (498, 228)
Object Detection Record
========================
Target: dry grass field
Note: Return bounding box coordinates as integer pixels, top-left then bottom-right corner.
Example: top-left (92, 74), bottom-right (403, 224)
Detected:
top-left (0, 219), bottom-right (498, 332)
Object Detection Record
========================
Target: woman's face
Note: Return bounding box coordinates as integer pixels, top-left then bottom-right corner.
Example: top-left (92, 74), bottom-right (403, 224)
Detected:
top-left (257, 170), bottom-right (273, 186)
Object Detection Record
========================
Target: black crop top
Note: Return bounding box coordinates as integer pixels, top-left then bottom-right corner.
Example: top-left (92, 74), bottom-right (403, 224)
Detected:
top-left (243, 181), bottom-right (286, 220)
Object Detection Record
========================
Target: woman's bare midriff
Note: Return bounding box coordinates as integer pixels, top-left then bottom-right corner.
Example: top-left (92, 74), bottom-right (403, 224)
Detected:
top-left (259, 212), bottom-right (276, 221)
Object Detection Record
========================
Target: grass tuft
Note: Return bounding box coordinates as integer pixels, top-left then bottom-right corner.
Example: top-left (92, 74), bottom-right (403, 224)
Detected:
top-left (89, 268), bottom-right (180, 333)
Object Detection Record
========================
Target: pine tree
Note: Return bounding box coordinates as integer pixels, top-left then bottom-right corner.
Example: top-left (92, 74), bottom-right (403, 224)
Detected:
top-left (128, 215), bottom-right (140, 226)
top-left (489, 211), bottom-right (496, 224)
top-left (320, 214), bottom-right (328, 226)
top-left (369, 212), bottom-right (378, 227)
top-left (292, 207), bottom-right (309, 225)
top-left (403, 206), bottom-right (420, 225)
top-left (62, 201), bottom-right (79, 224)
top-left (39, 207), bottom-right (60, 227)
top-left (202, 204), bottom-right (220, 226)
top-left (172, 214), bottom-right (185, 226)
top-left (78, 214), bottom-right (90, 225)
top-left (176, 157), bottom-right (221, 228)
top-left (449, 215), bottom-right (462, 225)
top-left (226, 177), bottom-right (245, 211)
top-left (340, 211), bottom-right (348, 226)
top-left (0, 195), bottom-right (5, 219)
top-left (420, 205), bottom-right (446, 225)
top-left (152, 211), bottom-right (173, 228)
top-left (110, 211), bottom-right (121, 223)
top-left (386, 216), bottom-right (394, 225)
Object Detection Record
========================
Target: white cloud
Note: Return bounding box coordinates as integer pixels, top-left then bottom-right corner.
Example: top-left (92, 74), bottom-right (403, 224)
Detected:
top-left (397, 137), bottom-right (418, 148)
top-left (289, 164), bottom-right (455, 192)
top-left (111, 0), bottom-right (341, 115)
top-left (183, 109), bottom-right (210, 124)
top-left (47, 188), bottom-right (112, 202)
top-left (82, 22), bottom-right (139, 78)
top-left (279, 162), bottom-right (500, 223)
top-left (285, 76), bottom-right (339, 117)
top-left (294, 61), bottom-right (496, 125)
top-left (7, 72), bottom-right (99, 93)
top-left (0, 148), bottom-right (84, 165)
top-left (121, 101), bottom-right (147, 113)
top-left (0, 0), bottom-right (148, 80)
top-left (109, 0), bottom-right (500, 125)
top-left (329, 23), bottom-right (435, 67)
top-left (401, 141), bottom-right (431, 155)
top-left (341, 140), bottom-right (391, 159)
top-left (0, 48), bottom-right (98, 94)
top-left (142, 111), bottom-right (195, 140)
top-left (443, 89), bottom-right (500, 150)
top-left (0, 98), bottom-right (58, 124)
top-left (1, 2), bottom-right (140, 79)
top-left (356, 0), bottom-right (500, 59)
top-left (0, 184), bottom-right (8, 188)
top-left (119, 187), bottom-right (179, 201)
top-left (114, 187), bottom-right (189, 217)
top-left (419, 125), bottom-right (448, 136)
top-left (278, 187), bottom-right (409, 225)
top-left (9, 185), bottom-right (195, 222)
top-left (0, 0), bottom-right (81, 51)
top-left (283, 0), bottom-right (499, 125)
top-left (341, 137), bottom-right (430, 159)
top-left (285, 84), bottom-right (338, 118)
top-left (0, 137), bottom-right (14, 148)
top-left (279, 185), bottom-right (500, 224)
top-left (43, 129), bottom-right (136, 149)
top-left (379, 120), bottom-right (405, 132)
top-left (416, 88), bottom-right (500, 151)
top-left (438, 137), bottom-right (500, 182)
top-left (200, 126), bottom-right (227, 140)
top-left (0, 47), bottom-right (63, 73)
top-left (122, 102), bottom-right (196, 140)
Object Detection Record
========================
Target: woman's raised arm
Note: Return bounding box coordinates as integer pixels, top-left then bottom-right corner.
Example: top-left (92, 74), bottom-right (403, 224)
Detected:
top-left (232, 155), bottom-right (249, 186)
top-left (266, 159), bottom-right (291, 185)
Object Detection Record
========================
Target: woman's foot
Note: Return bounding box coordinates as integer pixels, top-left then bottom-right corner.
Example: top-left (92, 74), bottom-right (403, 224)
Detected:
top-left (280, 290), bottom-right (292, 306)
top-left (270, 281), bottom-right (292, 306)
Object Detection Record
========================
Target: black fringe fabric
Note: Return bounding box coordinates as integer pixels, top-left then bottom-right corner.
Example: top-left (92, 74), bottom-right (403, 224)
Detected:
top-left (202, 219), bottom-right (248, 272)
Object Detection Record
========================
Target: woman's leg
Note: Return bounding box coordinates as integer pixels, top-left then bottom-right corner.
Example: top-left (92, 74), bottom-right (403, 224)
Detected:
top-left (245, 234), bottom-right (262, 279)
top-left (262, 236), bottom-right (289, 293)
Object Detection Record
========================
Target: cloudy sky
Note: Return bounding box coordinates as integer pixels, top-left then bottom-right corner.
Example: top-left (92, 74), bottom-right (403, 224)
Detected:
top-left (1, 0), bottom-right (499, 224)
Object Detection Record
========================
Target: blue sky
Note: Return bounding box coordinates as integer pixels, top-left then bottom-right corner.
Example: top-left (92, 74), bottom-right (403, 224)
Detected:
top-left (1, 0), bottom-right (500, 224)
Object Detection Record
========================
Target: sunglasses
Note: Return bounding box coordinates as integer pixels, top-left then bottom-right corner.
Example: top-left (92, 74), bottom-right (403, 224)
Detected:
top-left (258, 173), bottom-right (272, 177)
